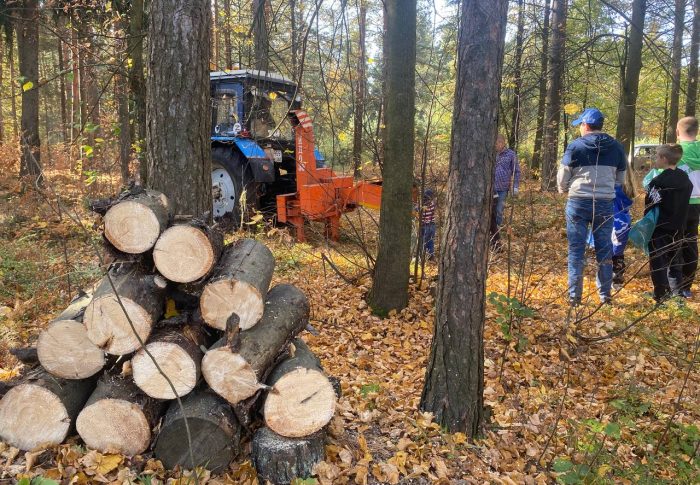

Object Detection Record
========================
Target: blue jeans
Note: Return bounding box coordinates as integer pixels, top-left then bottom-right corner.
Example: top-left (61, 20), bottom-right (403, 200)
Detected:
top-left (566, 198), bottom-right (614, 301)
top-left (422, 223), bottom-right (436, 258)
top-left (495, 190), bottom-right (508, 226)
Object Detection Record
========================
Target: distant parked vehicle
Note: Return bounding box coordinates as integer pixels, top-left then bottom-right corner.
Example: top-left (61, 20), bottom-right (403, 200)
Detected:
top-left (631, 144), bottom-right (659, 173)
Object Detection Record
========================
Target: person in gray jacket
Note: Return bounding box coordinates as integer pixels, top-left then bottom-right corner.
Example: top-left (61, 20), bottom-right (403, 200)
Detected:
top-left (557, 108), bottom-right (627, 305)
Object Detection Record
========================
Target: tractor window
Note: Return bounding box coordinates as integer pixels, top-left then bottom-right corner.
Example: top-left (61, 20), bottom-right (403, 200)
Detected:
top-left (247, 88), bottom-right (294, 140)
top-left (213, 94), bottom-right (240, 136)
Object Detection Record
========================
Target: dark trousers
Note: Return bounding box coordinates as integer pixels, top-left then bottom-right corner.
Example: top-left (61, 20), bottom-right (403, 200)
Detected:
top-left (421, 223), bottom-right (436, 258)
top-left (681, 205), bottom-right (700, 291)
top-left (649, 230), bottom-right (684, 300)
top-left (612, 254), bottom-right (625, 285)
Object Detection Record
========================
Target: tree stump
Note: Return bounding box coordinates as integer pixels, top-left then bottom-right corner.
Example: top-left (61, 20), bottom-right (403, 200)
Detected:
top-left (153, 222), bottom-right (223, 283)
top-left (263, 339), bottom-right (336, 438)
top-left (154, 389), bottom-right (241, 472)
top-left (84, 267), bottom-right (167, 355)
top-left (132, 325), bottom-right (206, 399)
top-left (251, 427), bottom-right (325, 485)
top-left (202, 284), bottom-right (309, 405)
top-left (76, 374), bottom-right (164, 456)
top-left (200, 239), bottom-right (275, 331)
top-left (0, 368), bottom-right (95, 450)
top-left (104, 188), bottom-right (171, 254)
top-left (37, 320), bottom-right (105, 379)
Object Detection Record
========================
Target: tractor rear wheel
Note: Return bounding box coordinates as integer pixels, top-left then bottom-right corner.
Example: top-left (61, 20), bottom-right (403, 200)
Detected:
top-left (211, 147), bottom-right (257, 224)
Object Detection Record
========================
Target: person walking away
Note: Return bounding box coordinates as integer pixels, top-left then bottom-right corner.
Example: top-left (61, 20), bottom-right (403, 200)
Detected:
top-left (419, 189), bottom-right (437, 260)
top-left (676, 117), bottom-right (700, 297)
top-left (557, 108), bottom-right (627, 305)
top-left (645, 144), bottom-right (693, 302)
top-left (493, 134), bottom-right (521, 228)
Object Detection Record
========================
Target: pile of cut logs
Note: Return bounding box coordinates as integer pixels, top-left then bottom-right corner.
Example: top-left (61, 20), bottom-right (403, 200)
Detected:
top-left (0, 187), bottom-right (337, 485)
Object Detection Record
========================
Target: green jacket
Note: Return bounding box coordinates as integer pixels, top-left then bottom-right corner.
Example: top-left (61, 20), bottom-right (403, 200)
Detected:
top-left (679, 140), bottom-right (700, 204)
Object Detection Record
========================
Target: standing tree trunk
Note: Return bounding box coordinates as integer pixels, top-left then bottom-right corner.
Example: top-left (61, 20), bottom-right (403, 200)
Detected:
top-left (686, 0), bottom-right (700, 117)
top-left (224, 0), bottom-right (233, 69)
top-left (532, 0), bottom-right (551, 171)
top-left (70, 20), bottom-right (80, 146)
top-left (352, 0), bottom-right (367, 178)
top-left (616, 0), bottom-right (647, 157)
top-left (367, 0), bottom-right (416, 314)
top-left (15, 0), bottom-right (41, 183)
top-left (115, 18), bottom-right (131, 184)
top-left (129, 0), bottom-right (147, 183)
top-left (0, 35), bottom-right (4, 144)
top-left (666, 0), bottom-right (685, 143)
top-left (508, 0), bottom-right (525, 149)
top-left (147, 0), bottom-right (212, 216)
top-left (8, 39), bottom-right (19, 140)
top-left (57, 30), bottom-right (68, 144)
top-left (290, 0), bottom-right (298, 79)
top-left (540, 0), bottom-right (567, 191)
top-left (420, 0), bottom-right (508, 437)
top-left (253, 0), bottom-right (269, 71)
top-left (213, 0), bottom-right (220, 67)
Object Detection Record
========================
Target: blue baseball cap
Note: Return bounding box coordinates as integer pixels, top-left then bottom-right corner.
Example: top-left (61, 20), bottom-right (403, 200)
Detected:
top-left (572, 108), bottom-right (604, 127)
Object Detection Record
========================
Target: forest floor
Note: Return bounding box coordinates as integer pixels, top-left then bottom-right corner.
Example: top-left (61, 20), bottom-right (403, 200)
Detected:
top-left (0, 153), bottom-right (698, 484)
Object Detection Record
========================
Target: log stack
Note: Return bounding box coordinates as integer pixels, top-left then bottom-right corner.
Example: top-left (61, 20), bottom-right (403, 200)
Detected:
top-left (0, 187), bottom-right (337, 484)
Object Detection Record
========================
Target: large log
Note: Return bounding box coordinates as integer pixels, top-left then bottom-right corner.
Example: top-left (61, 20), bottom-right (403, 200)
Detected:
top-left (103, 188), bottom-right (171, 254)
top-left (202, 284), bottom-right (310, 405)
top-left (84, 266), bottom-right (167, 355)
top-left (263, 339), bottom-right (336, 438)
top-left (153, 389), bottom-right (241, 472)
top-left (251, 426), bottom-right (325, 485)
top-left (0, 368), bottom-right (95, 450)
top-left (76, 374), bottom-right (164, 456)
top-left (153, 222), bottom-right (223, 283)
top-left (200, 239), bottom-right (275, 331)
top-left (132, 325), bottom-right (206, 399)
top-left (37, 320), bottom-right (106, 379)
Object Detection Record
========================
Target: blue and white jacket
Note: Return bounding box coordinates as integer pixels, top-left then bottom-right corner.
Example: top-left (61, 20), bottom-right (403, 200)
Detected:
top-left (557, 133), bottom-right (627, 200)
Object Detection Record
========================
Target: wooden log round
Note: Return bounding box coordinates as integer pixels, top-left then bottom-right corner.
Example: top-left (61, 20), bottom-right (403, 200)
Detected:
top-left (104, 189), bottom-right (171, 254)
top-left (200, 239), bottom-right (275, 331)
top-left (251, 426), bottom-right (325, 485)
top-left (37, 320), bottom-right (106, 379)
top-left (0, 368), bottom-right (95, 450)
top-left (263, 339), bottom-right (336, 438)
top-left (202, 284), bottom-right (309, 405)
top-left (84, 267), bottom-right (167, 355)
top-left (153, 223), bottom-right (223, 283)
top-left (154, 389), bottom-right (241, 472)
top-left (132, 326), bottom-right (205, 399)
top-left (76, 374), bottom-right (164, 456)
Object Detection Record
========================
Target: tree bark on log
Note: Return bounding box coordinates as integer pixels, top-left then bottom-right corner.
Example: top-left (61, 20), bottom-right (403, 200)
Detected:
top-left (132, 325), bottom-right (206, 399)
top-left (38, 320), bottom-right (105, 379)
top-left (55, 291), bottom-right (92, 321)
top-left (0, 368), bottom-right (95, 450)
top-left (76, 374), bottom-right (165, 456)
top-left (153, 222), bottom-right (223, 283)
top-left (263, 339), bottom-right (336, 438)
top-left (251, 426), bottom-right (325, 485)
top-left (200, 238), bottom-right (275, 331)
top-left (154, 389), bottom-right (241, 472)
top-left (84, 267), bottom-right (167, 355)
top-left (202, 284), bottom-right (309, 405)
top-left (103, 188), bottom-right (171, 254)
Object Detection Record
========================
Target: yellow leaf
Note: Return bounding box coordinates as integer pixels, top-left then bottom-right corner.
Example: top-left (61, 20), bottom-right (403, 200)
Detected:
top-left (96, 454), bottom-right (122, 475)
top-left (564, 103), bottom-right (581, 115)
top-left (22, 81), bottom-right (34, 92)
top-left (452, 432), bottom-right (467, 444)
top-left (164, 298), bottom-right (179, 318)
top-left (597, 464), bottom-right (612, 477)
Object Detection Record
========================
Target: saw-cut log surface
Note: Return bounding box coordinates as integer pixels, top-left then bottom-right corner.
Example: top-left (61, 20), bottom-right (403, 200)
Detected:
top-left (132, 326), bottom-right (205, 399)
top-left (104, 189), bottom-right (171, 254)
top-left (251, 426), bottom-right (325, 485)
top-left (153, 223), bottom-right (223, 283)
top-left (202, 284), bottom-right (309, 405)
top-left (37, 320), bottom-right (105, 379)
top-left (154, 389), bottom-right (241, 472)
top-left (200, 239), bottom-right (275, 331)
top-left (76, 374), bottom-right (164, 456)
top-left (264, 339), bottom-right (336, 438)
top-left (84, 267), bottom-right (167, 355)
top-left (0, 368), bottom-right (95, 450)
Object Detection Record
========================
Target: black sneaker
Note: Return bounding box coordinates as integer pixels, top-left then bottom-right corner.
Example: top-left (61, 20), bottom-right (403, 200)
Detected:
top-left (601, 296), bottom-right (613, 306)
top-left (569, 296), bottom-right (581, 307)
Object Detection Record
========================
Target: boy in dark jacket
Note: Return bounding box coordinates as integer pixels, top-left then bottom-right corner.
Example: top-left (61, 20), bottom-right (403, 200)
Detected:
top-left (646, 144), bottom-right (693, 302)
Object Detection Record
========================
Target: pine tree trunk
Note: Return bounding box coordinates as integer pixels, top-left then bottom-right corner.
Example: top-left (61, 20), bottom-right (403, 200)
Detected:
top-left (420, 0), bottom-right (508, 437)
top-left (115, 18), bottom-right (131, 184)
top-left (352, 1), bottom-right (367, 178)
top-left (147, 0), bottom-right (212, 216)
top-left (686, 0), bottom-right (700, 117)
top-left (9, 42), bottom-right (19, 139)
top-left (0, 35), bottom-right (4, 144)
top-left (70, 21), bottom-right (80, 145)
top-left (253, 0), bottom-right (270, 71)
top-left (666, 0), bottom-right (684, 143)
top-left (290, 0), bottom-right (298, 79)
top-left (368, 0), bottom-right (416, 313)
top-left (224, 0), bottom-right (233, 69)
top-left (128, 0), bottom-right (147, 183)
top-left (508, 0), bottom-right (525, 149)
top-left (57, 30), bottom-right (68, 145)
top-left (540, 0), bottom-right (567, 191)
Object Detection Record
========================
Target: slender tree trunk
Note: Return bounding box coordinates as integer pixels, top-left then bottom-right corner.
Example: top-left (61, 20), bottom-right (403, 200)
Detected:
top-left (224, 0), bottom-right (233, 69)
top-left (0, 35), bottom-right (4, 144)
top-left (213, 0), bottom-right (220, 67)
top-left (253, 0), bottom-right (269, 71)
top-left (116, 18), bottom-right (131, 184)
top-left (421, 0), bottom-right (508, 437)
top-left (290, 0), bottom-right (298, 79)
top-left (686, 0), bottom-right (700, 117)
top-left (9, 42), bottom-right (19, 139)
top-left (70, 19), bottom-right (80, 145)
top-left (57, 32), bottom-right (68, 144)
top-left (532, 0), bottom-right (551, 171)
top-left (615, 0), bottom-right (647, 157)
top-left (540, 0), bottom-right (567, 191)
top-left (509, 0), bottom-right (525, 149)
top-left (666, 0), bottom-right (685, 143)
top-left (128, 0), bottom-right (147, 183)
top-left (147, 0), bottom-right (212, 216)
top-left (368, 0), bottom-right (416, 313)
top-left (352, 1), bottom-right (367, 178)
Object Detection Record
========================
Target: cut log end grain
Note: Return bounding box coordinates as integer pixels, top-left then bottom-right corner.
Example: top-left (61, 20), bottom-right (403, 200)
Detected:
top-left (104, 200), bottom-right (162, 254)
top-left (132, 342), bottom-right (198, 399)
top-left (264, 368), bottom-right (337, 438)
top-left (202, 348), bottom-right (261, 404)
top-left (153, 225), bottom-right (217, 283)
top-left (200, 280), bottom-right (264, 331)
top-left (85, 296), bottom-right (153, 355)
top-left (0, 384), bottom-right (70, 451)
top-left (76, 398), bottom-right (151, 456)
top-left (37, 320), bottom-right (105, 379)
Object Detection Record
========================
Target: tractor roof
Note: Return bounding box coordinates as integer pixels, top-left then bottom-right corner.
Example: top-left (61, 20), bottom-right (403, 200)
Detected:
top-left (210, 70), bottom-right (297, 89)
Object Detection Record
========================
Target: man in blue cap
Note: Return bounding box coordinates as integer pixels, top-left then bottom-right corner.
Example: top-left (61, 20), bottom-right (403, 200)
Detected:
top-left (557, 108), bottom-right (627, 305)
